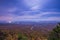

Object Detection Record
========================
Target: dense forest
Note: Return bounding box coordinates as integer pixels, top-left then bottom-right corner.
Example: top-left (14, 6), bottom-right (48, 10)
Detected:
top-left (0, 23), bottom-right (60, 40)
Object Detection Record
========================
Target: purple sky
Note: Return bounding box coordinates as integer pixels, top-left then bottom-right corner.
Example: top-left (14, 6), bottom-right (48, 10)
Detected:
top-left (0, 0), bottom-right (60, 23)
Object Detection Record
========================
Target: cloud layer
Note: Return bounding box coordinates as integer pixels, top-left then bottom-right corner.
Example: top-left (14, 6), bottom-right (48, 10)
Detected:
top-left (0, 0), bottom-right (60, 22)
top-left (0, 11), bottom-right (60, 22)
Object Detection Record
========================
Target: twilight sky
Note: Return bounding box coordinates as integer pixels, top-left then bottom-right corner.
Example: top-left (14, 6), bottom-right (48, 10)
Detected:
top-left (0, 0), bottom-right (60, 23)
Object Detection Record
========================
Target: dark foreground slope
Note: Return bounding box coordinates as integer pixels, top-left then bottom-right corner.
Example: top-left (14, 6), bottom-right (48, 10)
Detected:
top-left (0, 22), bottom-right (58, 40)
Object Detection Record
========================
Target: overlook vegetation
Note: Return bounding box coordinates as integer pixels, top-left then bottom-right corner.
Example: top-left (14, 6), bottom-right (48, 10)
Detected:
top-left (0, 23), bottom-right (60, 40)
top-left (48, 23), bottom-right (60, 40)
